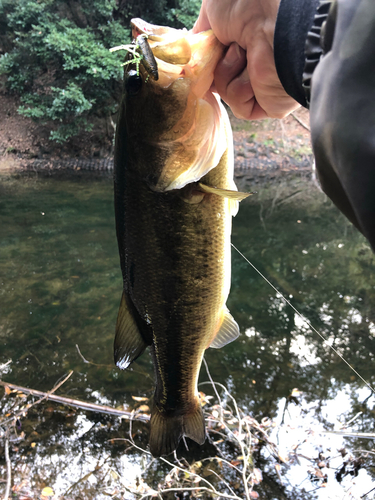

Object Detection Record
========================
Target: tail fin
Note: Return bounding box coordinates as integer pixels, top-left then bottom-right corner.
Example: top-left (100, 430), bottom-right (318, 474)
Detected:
top-left (149, 402), bottom-right (206, 457)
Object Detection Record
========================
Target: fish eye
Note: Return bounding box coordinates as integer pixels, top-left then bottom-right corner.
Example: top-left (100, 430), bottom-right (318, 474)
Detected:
top-left (125, 70), bottom-right (142, 96)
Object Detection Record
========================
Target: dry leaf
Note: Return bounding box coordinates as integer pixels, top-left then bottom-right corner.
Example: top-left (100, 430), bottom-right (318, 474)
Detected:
top-left (253, 468), bottom-right (263, 485)
top-left (291, 388), bottom-right (302, 397)
top-left (4, 385), bottom-right (11, 395)
top-left (314, 469), bottom-right (325, 478)
top-left (13, 480), bottom-right (28, 492)
top-left (41, 486), bottom-right (54, 497)
top-left (138, 405), bottom-right (150, 412)
top-left (132, 396), bottom-right (148, 402)
top-left (110, 470), bottom-right (120, 480)
top-left (30, 442), bottom-right (36, 448)
top-left (278, 453), bottom-right (289, 463)
top-left (227, 418), bottom-right (238, 424)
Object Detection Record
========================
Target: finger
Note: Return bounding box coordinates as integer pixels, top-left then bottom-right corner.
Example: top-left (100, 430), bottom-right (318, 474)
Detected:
top-left (214, 43), bottom-right (247, 96)
top-left (192, 2), bottom-right (210, 34)
top-left (214, 44), bottom-right (257, 119)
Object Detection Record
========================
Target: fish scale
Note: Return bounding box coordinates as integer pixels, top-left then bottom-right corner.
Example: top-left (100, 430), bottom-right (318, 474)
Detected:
top-left (113, 18), bottom-right (249, 457)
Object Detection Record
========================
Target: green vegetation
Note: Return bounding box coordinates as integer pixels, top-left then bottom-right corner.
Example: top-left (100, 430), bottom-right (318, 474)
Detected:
top-left (0, 0), bottom-right (201, 143)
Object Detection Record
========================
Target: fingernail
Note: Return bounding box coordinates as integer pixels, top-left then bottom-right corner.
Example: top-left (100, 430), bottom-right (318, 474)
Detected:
top-left (223, 43), bottom-right (241, 66)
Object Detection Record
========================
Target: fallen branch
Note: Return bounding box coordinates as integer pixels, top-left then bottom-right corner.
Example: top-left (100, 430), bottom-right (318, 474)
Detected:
top-left (0, 371), bottom-right (74, 427)
top-left (322, 430), bottom-right (375, 439)
top-left (4, 430), bottom-right (11, 500)
top-left (291, 112), bottom-right (310, 131)
top-left (0, 380), bottom-right (150, 423)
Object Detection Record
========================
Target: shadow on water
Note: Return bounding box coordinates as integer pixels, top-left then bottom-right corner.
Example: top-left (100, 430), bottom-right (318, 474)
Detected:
top-left (1, 171), bottom-right (375, 499)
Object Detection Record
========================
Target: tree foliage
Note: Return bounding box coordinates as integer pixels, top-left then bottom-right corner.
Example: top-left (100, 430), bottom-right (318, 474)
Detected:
top-left (0, 0), bottom-right (201, 143)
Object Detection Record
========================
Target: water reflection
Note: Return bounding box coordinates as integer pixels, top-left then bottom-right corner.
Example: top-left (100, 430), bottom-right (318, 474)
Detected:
top-left (1, 173), bottom-right (375, 498)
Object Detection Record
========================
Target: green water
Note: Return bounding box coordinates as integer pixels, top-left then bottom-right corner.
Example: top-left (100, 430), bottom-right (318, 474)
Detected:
top-left (1, 173), bottom-right (375, 499)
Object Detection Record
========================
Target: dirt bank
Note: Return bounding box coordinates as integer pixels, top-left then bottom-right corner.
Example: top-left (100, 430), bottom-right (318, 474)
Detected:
top-left (0, 90), bottom-right (313, 179)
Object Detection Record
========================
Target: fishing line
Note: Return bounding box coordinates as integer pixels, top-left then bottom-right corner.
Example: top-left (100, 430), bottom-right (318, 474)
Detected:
top-left (231, 243), bottom-right (375, 394)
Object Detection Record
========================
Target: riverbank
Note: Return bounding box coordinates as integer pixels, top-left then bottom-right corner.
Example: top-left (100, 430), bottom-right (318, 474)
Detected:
top-left (0, 88), bottom-right (313, 181)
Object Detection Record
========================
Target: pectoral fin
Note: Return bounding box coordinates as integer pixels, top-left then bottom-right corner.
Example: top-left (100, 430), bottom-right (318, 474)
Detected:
top-left (114, 291), bottom-right (149, 369)
top-left (209, 308), bottom-right (240, 349)
top-left (198, 182), bottom-right (251, 201)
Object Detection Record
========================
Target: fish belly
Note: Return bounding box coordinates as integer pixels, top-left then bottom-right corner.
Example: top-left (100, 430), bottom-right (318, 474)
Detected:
top-left (116, 149), bottom-right (232, 456)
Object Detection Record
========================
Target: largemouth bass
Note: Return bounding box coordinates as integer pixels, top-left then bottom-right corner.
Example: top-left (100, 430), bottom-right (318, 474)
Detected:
top-left (113, 18), bottom-right (248, 457)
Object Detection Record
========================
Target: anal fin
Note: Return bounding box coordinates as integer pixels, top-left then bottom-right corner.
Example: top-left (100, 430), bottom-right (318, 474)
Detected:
top-left (114, 291), bottom-right (148, 370)
top-left (209, 307), bottom-right (240, 349)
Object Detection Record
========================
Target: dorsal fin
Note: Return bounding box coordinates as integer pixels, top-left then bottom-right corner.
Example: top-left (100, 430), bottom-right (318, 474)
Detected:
top-left (114, 291), bottom-right (149, 369)
top-left (209, 308), bottom-right (240, 349)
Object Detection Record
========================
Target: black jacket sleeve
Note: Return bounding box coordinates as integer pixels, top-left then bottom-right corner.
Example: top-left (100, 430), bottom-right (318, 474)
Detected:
top-left (309, 0), bottom-right (375, 250)
top-left (274, 0), bottom-right (320, 107)
top-left (275, 0), bottom-right (375, 251)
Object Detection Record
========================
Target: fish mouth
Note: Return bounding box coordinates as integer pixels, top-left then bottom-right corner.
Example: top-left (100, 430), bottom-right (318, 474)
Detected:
top-left (130, 18), bottom-right (223, 98)
top-left (129, 18), bottom-right (227, 193)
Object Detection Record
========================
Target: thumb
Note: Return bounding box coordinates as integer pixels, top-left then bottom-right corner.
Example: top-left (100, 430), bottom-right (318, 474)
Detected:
top-left (192, 2), bottom-right (211, 33)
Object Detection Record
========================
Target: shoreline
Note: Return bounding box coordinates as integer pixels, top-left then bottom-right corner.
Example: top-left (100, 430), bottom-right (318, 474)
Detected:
top-left (1, 138), bottom-right (314, 184)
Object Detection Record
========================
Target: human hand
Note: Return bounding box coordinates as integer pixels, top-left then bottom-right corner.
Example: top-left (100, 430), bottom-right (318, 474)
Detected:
top-left (193, 0), bottom-right (300, 119)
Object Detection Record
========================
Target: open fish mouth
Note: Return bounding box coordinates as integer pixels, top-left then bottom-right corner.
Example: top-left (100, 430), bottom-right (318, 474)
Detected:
top-left (121, 18), bottom-right (228, 193)
top-left (130, 17), bottom-right (224, 99)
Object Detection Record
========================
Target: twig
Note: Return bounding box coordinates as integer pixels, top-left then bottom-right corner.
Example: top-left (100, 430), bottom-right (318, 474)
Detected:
top-left (76, 344), bottom-right (90, 363)
top-left (321, 430), bottom-right (375, 439)
top-left (4, 429), bottom-right (11, 500)
top-left (75, 344), bottom-right (113, 367)
top-left (207, 467), bottom-right (238, 498)
top-left (139, 486), bottom-right (241, 500)
top-left (203, 357), bottom-right (223, 408)
top-left (361, 486), bottom-right (375, 498)
top-left (291, 112), bottom-right (310, 131)
top-left (201, 456), bottom-right (242, 476)
top-left (0, 379), bottom-right (150, 423)
top-left (114, 437), bottom-right (240, 499)
top-left (0, 371), bottom-right (74, 426)
top-left (64, 456), bottom-right (110, 496)
top-left (0, 360), bottom-right (11, 372)
top-left (199, 372), bottom-right (256, 500)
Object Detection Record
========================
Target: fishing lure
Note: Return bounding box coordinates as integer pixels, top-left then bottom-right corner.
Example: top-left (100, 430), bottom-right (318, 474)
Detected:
top-left (110, 34), bottom-right (158, 81)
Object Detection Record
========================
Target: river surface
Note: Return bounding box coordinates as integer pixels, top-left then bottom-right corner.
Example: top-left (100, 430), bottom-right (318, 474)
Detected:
top-left (1, 172), bottom-right (374, 499)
